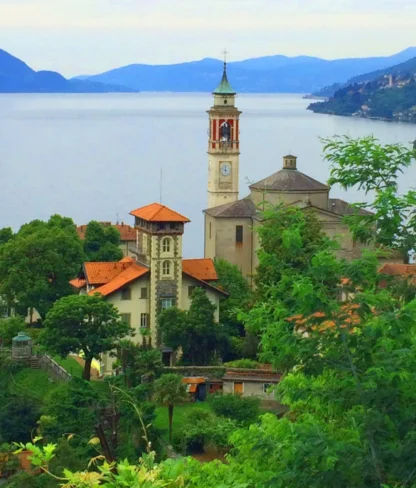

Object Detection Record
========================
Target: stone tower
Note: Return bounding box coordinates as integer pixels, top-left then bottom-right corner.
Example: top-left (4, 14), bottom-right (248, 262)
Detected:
top-left (207, 61), bottom-right (242, 209)
top-left (129, 203), bottom-right (190, 346)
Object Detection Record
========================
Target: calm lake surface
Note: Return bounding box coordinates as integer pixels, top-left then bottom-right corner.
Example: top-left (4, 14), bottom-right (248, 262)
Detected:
top-left (0, 93), bottom-right (415, 257)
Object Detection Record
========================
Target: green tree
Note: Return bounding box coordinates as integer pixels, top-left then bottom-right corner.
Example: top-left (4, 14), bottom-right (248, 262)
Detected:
top-left (322, 135), bottom-right (416, 262)
top-left (0, 227), bottom-right (13, 246)
top-left (153, 374), bottom-right (187, 444)
top-left (0, 316), bottom-right (26, 347)
top-left (0, 215), bottom-right (84, 320)
top-left (214, 259), bottom-right (253, 361)
top-left (41, 378), bottom-right (104, 439)
top-left (84, 221), bottom-right (123, 262)
top-left (42, 294), bottom-right (133, 380)
top-left (116, 340), bottom-right (162, 387)
top-left (159, 288), bottom-right (222, 365)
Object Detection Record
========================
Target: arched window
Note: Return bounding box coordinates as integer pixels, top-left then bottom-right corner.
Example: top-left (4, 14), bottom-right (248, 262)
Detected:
top-left (162, 260), bottom-right (171, 276)
top-left (162, 237), bottom-right (171, 253)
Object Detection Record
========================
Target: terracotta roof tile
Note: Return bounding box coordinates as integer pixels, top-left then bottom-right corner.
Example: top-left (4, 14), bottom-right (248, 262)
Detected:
top-left (182, 258), bottom-right (218, 281)
top-left (130, 203), bottom-right (190, 223)
top-left (84, 262), bottom-right (133, 285)
top-left (69, 278), bottom-right (86, 289)
top-left (89, 264), bottom-right (149, 297)
top-left (378, 263), bottom-right (416, 277)
top-left (77, 223), bottom-right (137, 241)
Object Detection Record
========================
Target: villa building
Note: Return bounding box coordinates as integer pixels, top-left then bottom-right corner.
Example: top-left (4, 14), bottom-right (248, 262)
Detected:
top-left (71, 203), bottom-right (226, 372)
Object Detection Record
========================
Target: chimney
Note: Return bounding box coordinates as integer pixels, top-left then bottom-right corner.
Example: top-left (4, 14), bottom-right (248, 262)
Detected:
top-left (283, 155), bottom-right (297, 170)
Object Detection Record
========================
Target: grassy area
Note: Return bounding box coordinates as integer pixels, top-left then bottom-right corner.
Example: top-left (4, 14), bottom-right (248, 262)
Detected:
top-left (154, 402), bottom-right (212, 439)
top-left (9, 368), bottom-right (56, 398)
top-left (52, 354), bottom-right (83, 377)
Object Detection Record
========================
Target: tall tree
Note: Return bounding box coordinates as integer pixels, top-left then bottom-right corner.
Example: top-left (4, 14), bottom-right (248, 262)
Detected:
top-left (0, 215), bottom-right (84, 320)
top-left (322, 135), bottom-right (416, 262)
top-left (153, 374), bottom-right (187, 444)
top-left (83, 221), bottom-right (123, 262)
top-left (214, 259), bottom-right (253, 360)
top-left (42, 294), bottom-right (133, 380)
top-left (158, 288), bottom-right (222, 365)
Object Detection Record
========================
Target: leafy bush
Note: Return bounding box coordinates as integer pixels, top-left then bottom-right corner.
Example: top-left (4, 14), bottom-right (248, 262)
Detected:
top-left (223, 359), bottom-right (259, 369)
top-left (178, 408), bottom-right (236, 453)
top-left (0, 316), bottom-right (26, 347)
top-left (209, 393), bottom-right (260, 425)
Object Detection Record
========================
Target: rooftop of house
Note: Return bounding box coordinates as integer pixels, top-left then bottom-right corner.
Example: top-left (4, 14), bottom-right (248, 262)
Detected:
top-left (71, 257), bottom-right (225, 297)
top-left (77, 223), bottom-right (137, 241)
top-left (379, 263), bottom-right (416, 279)
top-left (130, 203), bottom-right (190, 223)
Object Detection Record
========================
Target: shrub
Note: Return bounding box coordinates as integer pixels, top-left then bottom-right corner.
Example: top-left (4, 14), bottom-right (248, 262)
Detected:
top-left (209, 393), bottom-right (260, 425)
top-left (178, 408), bottom-right (236, 454)
top-left (223, 359), bottom-right (259, 369)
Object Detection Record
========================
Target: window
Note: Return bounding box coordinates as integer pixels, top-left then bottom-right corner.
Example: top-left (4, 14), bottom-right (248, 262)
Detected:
top-left (263, 383), bottom-right (273, 394)
top-left (140, 287), bottom-right (148, 299)
top-left (161, 298), bottom-right (174, 310)
top-left (209, 222), bottom-right (212, 239)
top-left (120, 313), bottom-right (131, 326)
top-left (140, 313), bottom-right (149, 328)
top-left (121, 287), bottom-right (131, 300)
top-left (188, 285), bottom-right (196, 298)
top-left (236, 225), bottom-right (243, 244)
top-left (157, 223), bottom-right (166, 231)
top-left (162, 260), bottom-right (171, 276)
top-left (162, 237), bottom-right (171, 253)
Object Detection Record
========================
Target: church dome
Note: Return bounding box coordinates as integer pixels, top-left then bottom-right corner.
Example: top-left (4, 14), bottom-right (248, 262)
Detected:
top-left (249, 156), bottom-right (329, 192)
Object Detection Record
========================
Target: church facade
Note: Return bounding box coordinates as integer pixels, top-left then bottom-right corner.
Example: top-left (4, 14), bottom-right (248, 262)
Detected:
top-left (203, 63), bottom-right (370, 285)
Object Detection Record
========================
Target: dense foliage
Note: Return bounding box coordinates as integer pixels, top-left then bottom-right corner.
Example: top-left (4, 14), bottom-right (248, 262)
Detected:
top-left (0, 215), bottom-right (84, 320)
top-left (322, 136), bottom-right (416, 262)
top-left (209, 393), bottom-right (260, 426)
top-left (158, 287), bottom-right (223, 365)
top-left (83, 221), bottom-right (123, 262)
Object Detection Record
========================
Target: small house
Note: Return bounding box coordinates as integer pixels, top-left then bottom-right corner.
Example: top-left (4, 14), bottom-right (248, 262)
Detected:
top-left (222, 368), bottom-right (280, 399)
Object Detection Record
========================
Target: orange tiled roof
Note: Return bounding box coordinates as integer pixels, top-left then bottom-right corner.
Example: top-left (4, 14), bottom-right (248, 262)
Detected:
top-left (182, 258), bottom-right (218, 281)
top-left (77, 223), bottom-right (137, 241)
top-left (69, 278), bottom-right (86, 289)
top-left (84, 261), bottom-right (134, 285)
top-left (89, 263), bottom-right (149, 297)
top-left (379, 263), bottom-right (416, 278)
top-left (130, 203), bottom-right (190, 223)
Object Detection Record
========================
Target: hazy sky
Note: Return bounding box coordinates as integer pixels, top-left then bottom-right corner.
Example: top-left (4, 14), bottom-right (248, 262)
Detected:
top-left (1, 0), bottom-right (415, 77)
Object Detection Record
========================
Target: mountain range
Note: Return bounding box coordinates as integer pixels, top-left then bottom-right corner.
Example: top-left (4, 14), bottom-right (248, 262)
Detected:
top-left (2, 47), bottom-right (416, 94)
top-left (76, 47), bottom-right (416, 93)
top-left (308, 56), bottom-right (416, 123)
top-left (0, 49), bottom-right (135, 93)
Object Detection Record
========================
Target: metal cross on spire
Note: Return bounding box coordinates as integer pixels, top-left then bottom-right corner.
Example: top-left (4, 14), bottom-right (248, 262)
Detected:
top-left (222, 49), bottom-right (228, 66)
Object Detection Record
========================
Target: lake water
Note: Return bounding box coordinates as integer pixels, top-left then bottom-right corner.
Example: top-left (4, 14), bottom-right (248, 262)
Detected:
top-left (0, 93), bottom-right (415, 257)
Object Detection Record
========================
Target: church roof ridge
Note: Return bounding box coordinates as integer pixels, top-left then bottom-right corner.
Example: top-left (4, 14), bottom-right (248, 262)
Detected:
top-left (213, 62), bottom-right (236, 95)
top-left (249, 167), bottom-right (329, 192)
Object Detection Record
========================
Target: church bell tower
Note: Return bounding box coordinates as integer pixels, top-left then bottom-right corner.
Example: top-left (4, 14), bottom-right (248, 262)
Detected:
top-left (207, 58), bottom-right (242, 209)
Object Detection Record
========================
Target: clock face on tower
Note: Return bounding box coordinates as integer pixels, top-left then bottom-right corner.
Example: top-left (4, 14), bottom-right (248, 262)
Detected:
top-left (220, 162), bottom-right (232, 177)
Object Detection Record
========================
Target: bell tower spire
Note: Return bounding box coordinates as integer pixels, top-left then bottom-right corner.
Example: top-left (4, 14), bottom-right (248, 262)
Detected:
top-left (207, 51), bottom-right (241, 209)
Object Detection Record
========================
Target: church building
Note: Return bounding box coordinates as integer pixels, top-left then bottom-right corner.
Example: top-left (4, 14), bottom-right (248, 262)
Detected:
top-left (203, 61), bottom-right (370, 285)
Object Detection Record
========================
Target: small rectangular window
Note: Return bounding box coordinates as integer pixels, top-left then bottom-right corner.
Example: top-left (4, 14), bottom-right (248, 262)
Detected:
top-left (120, 313), bottom-right (131, 326)
top-left (209, 222), bottom-right (212, 239)
top-left (236, 225), bottom-right (243, 243)
top-left (140, 287), bottom-right (148, 299)
top-left (121, 287), bottom-right (131, 300)
top-left (140, 313), bottom-right (149, 328)
top-left (161, 298), bottom-right (174, 310)
top-left (263, 383), bottom-right (273, 394)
